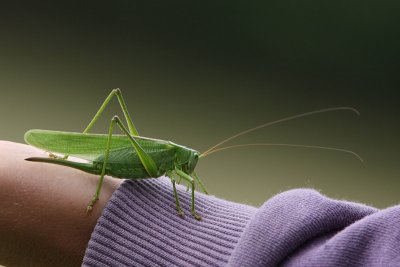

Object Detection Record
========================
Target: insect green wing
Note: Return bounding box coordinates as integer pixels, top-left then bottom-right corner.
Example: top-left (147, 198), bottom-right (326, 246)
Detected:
top-left (24, 129), bottom-right (132, 161)
top-left (24, 129), bottom-right (176, 164)
top-left (25, 128), bottom-right (181, 178)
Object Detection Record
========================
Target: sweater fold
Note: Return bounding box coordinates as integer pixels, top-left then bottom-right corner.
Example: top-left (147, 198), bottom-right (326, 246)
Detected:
top-left (227, 189), bottom-right (377, 267)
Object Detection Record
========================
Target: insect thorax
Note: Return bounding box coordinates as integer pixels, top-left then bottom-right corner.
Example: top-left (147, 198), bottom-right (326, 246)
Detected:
top-left (174, 144), bottom-right (199, 174)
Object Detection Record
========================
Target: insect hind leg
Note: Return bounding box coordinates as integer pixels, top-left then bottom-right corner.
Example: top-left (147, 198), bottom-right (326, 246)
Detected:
top-left (86, 116), bottom-right (117, 213)
top-left (83, 88), bottom-right (139, 136)
top-left (48, 152), bottom-right (69, 160)
top-left (87, 115), bottom-right (159, 213)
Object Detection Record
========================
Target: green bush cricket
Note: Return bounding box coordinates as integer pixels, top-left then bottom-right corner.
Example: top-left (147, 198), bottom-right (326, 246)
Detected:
top-left (24, 89), bottom-right (362, 220)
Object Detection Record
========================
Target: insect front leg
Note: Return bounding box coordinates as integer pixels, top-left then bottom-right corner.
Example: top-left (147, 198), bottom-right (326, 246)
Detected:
top-left (192, 171), bottom-right (208, 195)
top-left (166, 171), bottom-right (185, 217)
top-left (175, 169), bottom-right (202, 221)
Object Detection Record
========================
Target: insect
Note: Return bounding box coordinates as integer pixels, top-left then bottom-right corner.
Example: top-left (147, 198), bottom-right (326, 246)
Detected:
top-left (24, 89), bottom-right (362, 220)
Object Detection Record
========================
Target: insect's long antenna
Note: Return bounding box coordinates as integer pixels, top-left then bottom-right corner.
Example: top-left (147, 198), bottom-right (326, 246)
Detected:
top-left (200, 143), bottom-right (363, 162)
top-left (200, 107), bottom-right (359, 157)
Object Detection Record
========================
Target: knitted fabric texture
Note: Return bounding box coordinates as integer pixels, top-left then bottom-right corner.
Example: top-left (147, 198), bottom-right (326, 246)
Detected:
top-left (83, 177), bottom-right (400, 266)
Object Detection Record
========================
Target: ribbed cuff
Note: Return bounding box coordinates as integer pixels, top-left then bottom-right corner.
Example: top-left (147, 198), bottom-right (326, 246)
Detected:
top-left (82, 177), bottom-right (257, 267)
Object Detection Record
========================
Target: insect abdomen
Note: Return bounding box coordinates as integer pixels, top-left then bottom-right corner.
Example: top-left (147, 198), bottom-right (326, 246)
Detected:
top-left (95, 146), bottom-right (177, 179)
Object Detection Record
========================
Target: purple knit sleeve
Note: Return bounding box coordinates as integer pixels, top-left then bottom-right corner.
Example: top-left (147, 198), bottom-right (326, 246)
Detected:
top-left (82, 177), bottom-right (257, 266)
top-left (83, 178), bottom-right (400, 266)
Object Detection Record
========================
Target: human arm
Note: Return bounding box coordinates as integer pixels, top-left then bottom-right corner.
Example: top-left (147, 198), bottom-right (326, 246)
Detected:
top-left (0, 141), bottom-right (122, 267)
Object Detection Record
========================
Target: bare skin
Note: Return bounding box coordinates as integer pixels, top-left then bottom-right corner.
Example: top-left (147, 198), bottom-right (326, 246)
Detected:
top-left (0, 141), bottom-right (123, 267)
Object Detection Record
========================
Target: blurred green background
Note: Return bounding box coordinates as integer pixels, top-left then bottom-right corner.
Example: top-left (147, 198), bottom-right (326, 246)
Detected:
top-left (0, 1), bottom-right (399, 209)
